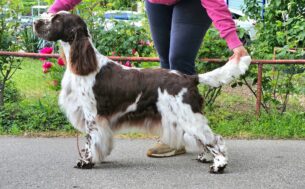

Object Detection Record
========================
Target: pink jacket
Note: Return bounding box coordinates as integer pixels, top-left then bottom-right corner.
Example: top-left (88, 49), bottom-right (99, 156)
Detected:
top-left (49, 0), bottom-right (242, 49)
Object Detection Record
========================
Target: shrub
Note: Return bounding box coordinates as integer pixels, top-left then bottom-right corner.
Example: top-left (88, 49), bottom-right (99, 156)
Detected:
top-left (0, 98), bottom-right (72, 134)
top-left (4, 81), bottom-right (21, 103)
top-left (240, 0), bottom-right (305, 114)
top-left (20, 25), bottom-right (42, 53)
top-left (93, 21), bottom-right (154, 57)
top-left (0, 7), bottom-right (22, 107)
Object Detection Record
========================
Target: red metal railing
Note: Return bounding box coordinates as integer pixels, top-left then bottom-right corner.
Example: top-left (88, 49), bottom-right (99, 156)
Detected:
top-left (1, 50), bottom-right (305, 116)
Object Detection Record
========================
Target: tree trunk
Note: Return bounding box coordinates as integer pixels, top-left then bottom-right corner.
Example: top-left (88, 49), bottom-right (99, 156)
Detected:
top-left (0, 83), bottom-right (4, 107)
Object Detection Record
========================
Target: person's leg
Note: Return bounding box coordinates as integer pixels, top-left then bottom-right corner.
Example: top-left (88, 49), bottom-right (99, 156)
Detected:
top-left (145, 0), bottom-right (173, 69)
top-left (169, 0), bottom-right (212, 75)
top-left (145, 1), bottom-right (187, 158)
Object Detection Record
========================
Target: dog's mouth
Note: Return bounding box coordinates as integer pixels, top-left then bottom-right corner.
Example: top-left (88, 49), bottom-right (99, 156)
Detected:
top-left (33, 19), bottom-right (51, 40)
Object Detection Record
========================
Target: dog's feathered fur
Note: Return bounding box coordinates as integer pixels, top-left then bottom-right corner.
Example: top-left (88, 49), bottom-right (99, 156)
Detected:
top-left (34, 12), bottom-right (251, 173)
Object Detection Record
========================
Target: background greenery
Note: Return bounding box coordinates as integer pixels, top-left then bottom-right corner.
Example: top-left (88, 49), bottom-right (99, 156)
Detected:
top-left (0, 0), bottom-right (304, 138)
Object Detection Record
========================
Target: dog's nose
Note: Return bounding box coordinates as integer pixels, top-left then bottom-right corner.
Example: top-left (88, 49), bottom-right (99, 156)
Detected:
top-left (33, 20), bottom-right (40, 25)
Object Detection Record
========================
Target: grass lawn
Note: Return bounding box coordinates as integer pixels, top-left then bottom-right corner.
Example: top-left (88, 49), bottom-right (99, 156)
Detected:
top-left (11, 58), bottom-right (58, 99)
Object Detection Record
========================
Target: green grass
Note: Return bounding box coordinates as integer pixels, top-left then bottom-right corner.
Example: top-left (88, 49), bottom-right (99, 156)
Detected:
top-left (205, 88), bottom-right (305, 139)
top-left (207, 111), bottom-right (305, 139)
top-left (11, 58), bottom-right (58, 99)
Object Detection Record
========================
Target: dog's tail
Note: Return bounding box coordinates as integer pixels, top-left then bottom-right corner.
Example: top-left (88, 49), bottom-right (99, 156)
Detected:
top-left (198, 56), bottom-right (251, 87)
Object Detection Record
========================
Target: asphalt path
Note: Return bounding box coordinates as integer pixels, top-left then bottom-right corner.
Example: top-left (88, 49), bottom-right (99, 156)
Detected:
top-left (1, 137), bottom-right (305, 189)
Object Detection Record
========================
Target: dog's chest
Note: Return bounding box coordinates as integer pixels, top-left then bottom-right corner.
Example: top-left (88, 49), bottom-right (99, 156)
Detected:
top-left (60, 70), bottom-right (98, 119)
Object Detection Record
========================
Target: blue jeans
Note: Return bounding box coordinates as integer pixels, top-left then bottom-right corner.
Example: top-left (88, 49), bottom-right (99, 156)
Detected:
top-left (145, 0), bottom-right (212, 75)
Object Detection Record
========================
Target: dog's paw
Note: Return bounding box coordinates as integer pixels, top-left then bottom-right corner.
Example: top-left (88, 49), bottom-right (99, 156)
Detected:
top-left (74, 159), bottom-right (95, 169)
top-left (209, 155), bottom-right (227, 174)
top-left (209, 164), bottom-right (226, 174)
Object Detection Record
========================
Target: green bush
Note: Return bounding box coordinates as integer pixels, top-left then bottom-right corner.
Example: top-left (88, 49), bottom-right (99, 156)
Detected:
top-left (239, 0), bottom-right (305, 114)
top-left (20, 25), bottom-right (42, 53)
top-left (0, 6), bottom-right (22, 107)
top-left (0, 98), bottom-right (72, 134)
top-left (4, 81), bottom-right (21, 103)
top-left (93, 21), bottom-right (154, 58)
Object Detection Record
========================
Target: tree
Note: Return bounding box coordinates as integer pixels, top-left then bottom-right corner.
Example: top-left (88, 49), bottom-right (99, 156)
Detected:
top-left (242, 0), bottom-right (305, 113)
top-left (0, 7), bottom-right (21, 107)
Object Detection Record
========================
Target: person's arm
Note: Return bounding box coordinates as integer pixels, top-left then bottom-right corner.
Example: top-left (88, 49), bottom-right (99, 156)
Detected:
top-left (201, 0), bottom-right (248, 62)
top-left (48, 0), bottom-right (82, 13)
top-left (201, 0), bottom-right (242, 50)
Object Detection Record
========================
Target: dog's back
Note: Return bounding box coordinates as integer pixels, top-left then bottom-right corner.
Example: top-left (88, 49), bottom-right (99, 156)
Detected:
top-left (93, 61), bottom-right (203, 134)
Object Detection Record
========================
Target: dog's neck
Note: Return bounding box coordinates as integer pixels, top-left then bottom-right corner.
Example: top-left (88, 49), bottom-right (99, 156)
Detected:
top-left (59, 40), bottom-right (110, 73)
top-left (60, 41), bottom-right (73, 72)
top-left (60, 41), bottom-right (71, 63)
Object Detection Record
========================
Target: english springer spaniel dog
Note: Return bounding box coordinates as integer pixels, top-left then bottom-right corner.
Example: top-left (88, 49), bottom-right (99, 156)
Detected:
top-left (34, 11), bottom-right (251, 173)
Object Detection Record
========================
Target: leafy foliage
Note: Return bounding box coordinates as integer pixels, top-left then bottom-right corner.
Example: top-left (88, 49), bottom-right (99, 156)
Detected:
top-left (0, 7), bottom-right (22, 106)
top-left (20, 25), bottom-right (41, 53)
top-left (241, 0), bottom-right (305, 113)
top-left (0, 98), bottom-right (72, 134)
top-left (94, 21), bottom-right (154, 58)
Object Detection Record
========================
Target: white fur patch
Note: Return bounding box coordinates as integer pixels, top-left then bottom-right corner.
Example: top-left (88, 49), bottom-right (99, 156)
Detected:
top-left (156, 88), bottom-right (214, 150)
top-left (169, 70), bottom-right (181, 76)
top-left (199, 56), bottom-right (251, 87)
top-left (109, 93), bottom-right (142, 125)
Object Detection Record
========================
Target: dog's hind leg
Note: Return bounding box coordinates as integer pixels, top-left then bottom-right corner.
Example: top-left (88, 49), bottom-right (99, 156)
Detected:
top-left (201, 135), bottom-right (228, 174)
top-left (157, 88), bottom-right (227, 173)
top-left (182, 114), bottom-right (228, 173)
top-left (181, 116), bottom-right (227, 173)
top-left (76, 117), bottom-right (113, 169)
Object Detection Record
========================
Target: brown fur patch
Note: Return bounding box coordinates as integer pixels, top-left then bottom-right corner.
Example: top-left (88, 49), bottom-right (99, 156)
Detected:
top-left (92, 62), bottom-right (204, 129)
top-left (69, 37), bottom-right (98, 76)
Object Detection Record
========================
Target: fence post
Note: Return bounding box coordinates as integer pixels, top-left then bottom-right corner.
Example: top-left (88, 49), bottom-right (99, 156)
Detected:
top-left (256, 63), bottom-right (263, 117)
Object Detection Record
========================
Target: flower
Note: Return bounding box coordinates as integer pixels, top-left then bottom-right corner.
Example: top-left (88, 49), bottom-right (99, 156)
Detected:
top-left (39, 47), bottom-right (53, 54)
top-left (132, 48), bottom-right (137, 55)
top-left (39, 47), bottom-right (53, 61)
top-left (145, 40), bottom-right (151, 46)
top-left (42, 61), bottom-right (53, 69)
top-left (42, 61), bottom-right (53, 74)
top-left (124, 61), bottom-right (132, 67)
top-left (43, 67), bottom-right (49, 73)
top-left (57, 57), bottom-right (65, 66)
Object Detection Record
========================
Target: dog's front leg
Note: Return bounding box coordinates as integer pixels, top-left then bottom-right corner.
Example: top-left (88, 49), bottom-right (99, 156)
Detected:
top-left (75, 120), bottom-right (97, 169)
top-left (76, 117), bottom-right (113, 169)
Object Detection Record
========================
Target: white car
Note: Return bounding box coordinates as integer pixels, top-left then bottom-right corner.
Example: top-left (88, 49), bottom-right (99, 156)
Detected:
top-left (103, 11), bottom-right (143, 31)
top-left (230, 8), bottom-right (257, 43)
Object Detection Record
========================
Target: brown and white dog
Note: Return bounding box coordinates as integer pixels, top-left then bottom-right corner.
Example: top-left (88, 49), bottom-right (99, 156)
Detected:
top-left (34, 11), bottom-right (251, 173)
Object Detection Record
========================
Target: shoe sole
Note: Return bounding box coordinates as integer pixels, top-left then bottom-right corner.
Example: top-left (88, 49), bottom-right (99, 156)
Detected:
top-left (147, 149), bottom-right (186, 158)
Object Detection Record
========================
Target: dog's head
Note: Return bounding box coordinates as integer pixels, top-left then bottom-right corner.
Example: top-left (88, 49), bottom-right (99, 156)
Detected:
top-left (33, 11), bottom-right (88, 42)
top-left (34, 12), bottom-right (98, 76)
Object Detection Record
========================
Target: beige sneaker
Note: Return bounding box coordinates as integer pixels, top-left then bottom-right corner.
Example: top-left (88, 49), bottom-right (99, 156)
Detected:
top-left (146, 142), bottom-right (186, 157)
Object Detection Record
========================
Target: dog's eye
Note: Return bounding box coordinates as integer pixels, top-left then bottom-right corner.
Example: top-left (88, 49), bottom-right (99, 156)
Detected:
top-left (51, 15), bottom-right (61, 23)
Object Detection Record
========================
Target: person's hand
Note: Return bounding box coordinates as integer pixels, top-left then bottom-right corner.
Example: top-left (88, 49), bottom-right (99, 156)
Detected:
top-left (229, 46), bottom-right (249, 63)
top-left (41, 12), bottom-right (55, 19)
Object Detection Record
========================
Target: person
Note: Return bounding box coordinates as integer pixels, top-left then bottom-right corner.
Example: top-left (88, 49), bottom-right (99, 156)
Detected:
top-left (48, 0), bottom-right (249, 157)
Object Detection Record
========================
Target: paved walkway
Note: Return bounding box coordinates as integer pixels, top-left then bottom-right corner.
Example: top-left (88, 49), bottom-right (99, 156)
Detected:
top-left (1, 137), bottom-right (305, 189)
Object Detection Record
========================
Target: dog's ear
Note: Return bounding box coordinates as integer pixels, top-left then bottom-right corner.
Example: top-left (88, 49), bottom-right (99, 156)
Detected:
top-left (69, 28), bottom-right (98, 75)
